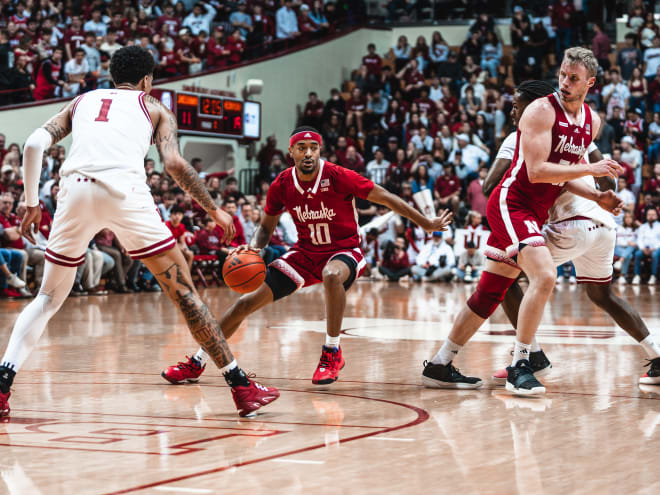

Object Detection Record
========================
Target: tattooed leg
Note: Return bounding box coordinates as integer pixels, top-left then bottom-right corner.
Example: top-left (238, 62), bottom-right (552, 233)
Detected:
top-left (142, 249), bottom-right (235, 369)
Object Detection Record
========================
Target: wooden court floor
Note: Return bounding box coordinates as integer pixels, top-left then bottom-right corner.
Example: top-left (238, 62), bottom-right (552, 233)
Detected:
top-left (0, 280), bottom-right (659, 494)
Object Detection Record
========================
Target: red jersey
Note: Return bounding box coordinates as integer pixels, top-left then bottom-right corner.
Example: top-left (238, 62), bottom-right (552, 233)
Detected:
top-left (493, 93), bottom-right (593, 224)
top-left (264, 161), bottom-right (375, 254)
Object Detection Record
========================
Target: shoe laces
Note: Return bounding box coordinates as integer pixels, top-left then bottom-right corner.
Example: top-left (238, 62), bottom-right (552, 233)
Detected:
top-left (319, 348), bottom-right (335, 368)
top-left (178, 356), bottom-right (200, 370)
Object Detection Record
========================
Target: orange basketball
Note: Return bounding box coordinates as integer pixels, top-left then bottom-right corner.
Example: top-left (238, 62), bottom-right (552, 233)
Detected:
top-left (222, 252), bottom-right (267, 293)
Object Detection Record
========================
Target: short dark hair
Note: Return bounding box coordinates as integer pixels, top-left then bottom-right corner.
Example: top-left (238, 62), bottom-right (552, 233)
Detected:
top-left (223, 198), bottom-right (237, 206)
top-left (74, 47), bottom-right (86, 56)
top-left (226, 176), bottom-right (238, 184)
top-left (110, 46), bottom-right (156, 85)
top-left (171, 205), bottom-right (184, 215)
top-left (466, 241), bottom-right (476, 249)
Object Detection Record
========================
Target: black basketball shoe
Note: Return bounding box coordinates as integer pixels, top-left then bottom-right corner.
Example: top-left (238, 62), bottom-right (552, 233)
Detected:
top-left (640, 357), bottom-right (660, 385)
top-left (529, 349), bottom-right (552, 375)
top-left (505, 359), bottom-right (546, 396)
top-left (421, 360), bottom-right (483, 389)
top-left (493, 349), bottom-right (552, 384)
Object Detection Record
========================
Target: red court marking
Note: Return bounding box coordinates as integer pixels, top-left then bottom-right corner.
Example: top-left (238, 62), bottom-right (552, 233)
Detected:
top-left (100, 389), bottom-right (429, 495)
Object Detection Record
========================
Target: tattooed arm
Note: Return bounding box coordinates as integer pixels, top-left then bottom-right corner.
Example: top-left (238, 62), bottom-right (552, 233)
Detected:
top-left (41, 99), bottom-right (76, 144)
top-left (147, 95), bottom-right (235, 243)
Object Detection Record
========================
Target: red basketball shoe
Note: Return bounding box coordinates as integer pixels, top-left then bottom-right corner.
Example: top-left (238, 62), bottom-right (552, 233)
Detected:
top-left (312, 346), bottom-right (345, 385)
top-left (0, 390), bottom-right (9, 417)
top-left (232, 379), bottom-right (280, 417)
top-left (161, 356), bottom-right (206, 384)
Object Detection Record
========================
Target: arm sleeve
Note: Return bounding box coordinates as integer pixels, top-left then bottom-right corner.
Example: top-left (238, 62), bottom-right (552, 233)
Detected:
top-left (23, 128), bottom-right (52, 207)
top-left (264, 175), bottom-right (285, 216)
top-left (587, 141), bottom-right (598, 153)
top-left (332, 166), bottom-right (375, 199)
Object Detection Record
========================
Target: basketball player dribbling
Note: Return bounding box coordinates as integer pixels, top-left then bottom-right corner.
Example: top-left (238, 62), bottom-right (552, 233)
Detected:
top-left (422, 47), bottom-right (623, 396)
top-left (0, 46), bottom-right (279, 418)
top-left (485, 81), bottom-right (660, 385)
top-left (162, 126), bottom-right (453, 386)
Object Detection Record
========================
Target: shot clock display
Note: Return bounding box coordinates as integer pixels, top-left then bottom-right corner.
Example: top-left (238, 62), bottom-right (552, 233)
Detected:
top-left (149, 89), bottom-right (261, 140)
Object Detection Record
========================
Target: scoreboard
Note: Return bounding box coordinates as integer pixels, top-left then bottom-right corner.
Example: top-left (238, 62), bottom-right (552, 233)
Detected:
top-left (150, 89), bottom-right (261, 140)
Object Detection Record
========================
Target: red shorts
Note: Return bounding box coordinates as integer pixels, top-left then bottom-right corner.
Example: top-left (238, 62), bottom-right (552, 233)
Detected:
top-left (485, 191), bottom-right (546, 266)
top-left (270, 247), bottom-right (366, 290)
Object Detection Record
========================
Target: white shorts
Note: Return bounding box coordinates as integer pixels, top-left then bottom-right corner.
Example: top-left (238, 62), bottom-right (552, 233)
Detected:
top-left (543, 218), bottom-right (615, 284)
top-left (45, 173), bottom-right (175, 267)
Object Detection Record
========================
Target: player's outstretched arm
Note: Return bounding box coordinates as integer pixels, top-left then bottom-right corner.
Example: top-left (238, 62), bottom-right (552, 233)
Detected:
top-left (564, 179), bottom-right (623, 214)
top-left (149, 97), bottom-right (235, 244)
top-left (483, 157), bottom-right (511, 197)
top-left (366, 184), bottom-right (453, 232)
top-left (521, 100), bottom-right (622, 183)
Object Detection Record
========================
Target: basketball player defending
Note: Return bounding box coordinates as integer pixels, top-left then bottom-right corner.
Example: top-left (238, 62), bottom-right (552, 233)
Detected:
top-left (422, 47), bottom-right (623, 395)
top-left (0, 46), bottom-right (279, 418)
top-left (485, 82), bottom-right (660, 385)
top-left (162, 126), bottom-right (453, 385)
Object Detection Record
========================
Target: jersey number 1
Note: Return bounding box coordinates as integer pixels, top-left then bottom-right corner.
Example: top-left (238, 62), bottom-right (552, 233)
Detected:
top-left (309, 223), bottom-right (331, 245)
top-left (94, 99), bottom-right (113, 122)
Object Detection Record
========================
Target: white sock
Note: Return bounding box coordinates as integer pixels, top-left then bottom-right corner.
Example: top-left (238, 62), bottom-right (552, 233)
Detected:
top-left (325, 335), bottom-right (340, 349)
top-left (194, 348), bottom-right (209, 366)
top-left (512, 340), bottom-right (532, 366)
top-left (431, 339), bottom-right (462, 366)
top-left (640, 335), bottom-right (660, 359)
top-left (2, 262), bottom-right (76, 372)
top-left (218, 359), bottom-right (237, 375)
top-left (530, 337), bottom-right (541, 353)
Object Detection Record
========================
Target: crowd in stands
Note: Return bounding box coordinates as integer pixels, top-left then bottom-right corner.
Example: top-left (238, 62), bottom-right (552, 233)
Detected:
top-left (0, 0), bottom-right (354, 105)
top-left (292, 2), bottom-right (660, 285)
top-left (2, 2), bottom-right (660, 299)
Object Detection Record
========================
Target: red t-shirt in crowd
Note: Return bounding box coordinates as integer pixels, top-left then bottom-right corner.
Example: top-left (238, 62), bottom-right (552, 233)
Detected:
top-left (435, 174), bottom-right (460, 198)
top-left (166, 221), bottom-right (187, 241)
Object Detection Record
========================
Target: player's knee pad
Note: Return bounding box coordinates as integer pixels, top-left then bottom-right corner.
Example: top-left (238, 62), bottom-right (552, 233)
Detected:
top-left (467, 271), bottom-right (516, 319)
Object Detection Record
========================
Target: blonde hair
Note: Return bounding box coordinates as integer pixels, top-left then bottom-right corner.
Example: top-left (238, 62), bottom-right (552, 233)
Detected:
top-left (563, 47), bottom-right (598, 78)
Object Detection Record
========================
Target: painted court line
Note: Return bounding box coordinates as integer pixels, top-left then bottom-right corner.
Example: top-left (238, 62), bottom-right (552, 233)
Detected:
top-left (366, 437), bottom-right (414, 442)
top-left (154, 488), bottom-right (214, 494)
top-left (271, 459), bottom-right (325, 464)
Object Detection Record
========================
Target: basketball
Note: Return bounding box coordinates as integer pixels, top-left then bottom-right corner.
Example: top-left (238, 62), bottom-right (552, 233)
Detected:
top-left (222, 252), bottom-right (267, 293)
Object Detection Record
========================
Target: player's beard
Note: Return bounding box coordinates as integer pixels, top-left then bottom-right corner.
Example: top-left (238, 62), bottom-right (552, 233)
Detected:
top-left (298, 157), bottom-right (318, 176)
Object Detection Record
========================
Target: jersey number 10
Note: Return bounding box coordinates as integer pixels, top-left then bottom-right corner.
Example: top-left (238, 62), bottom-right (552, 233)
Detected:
top-left (309, 223), bottom-right (331, 245)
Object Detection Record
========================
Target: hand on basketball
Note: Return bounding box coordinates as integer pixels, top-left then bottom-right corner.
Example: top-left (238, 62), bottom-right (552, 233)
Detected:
top-left (596, 190), bottom-right (624, 215)
top-left (20, 205), bottom-right (41, 244)
top-left (230, 244), bottom-right (261, 256)
top-left (424, 209), bottom-right (453, 232)
top-left (589, 159), bottom-right (624, 179)
top-left (210, 207), bottom-right (235, 244)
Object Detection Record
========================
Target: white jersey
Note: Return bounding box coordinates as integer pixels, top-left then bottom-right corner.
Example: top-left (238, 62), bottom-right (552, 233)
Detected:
top-left (496, 131), bottom-right (614, 228)
top-left (61, 89), bottom-right (153, 185)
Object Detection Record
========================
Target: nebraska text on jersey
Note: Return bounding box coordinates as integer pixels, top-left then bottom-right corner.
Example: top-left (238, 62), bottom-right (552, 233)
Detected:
top-left (553, 134), bottom-right (587, 157)
top-left (293, 202), bottom-right (337, 222)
